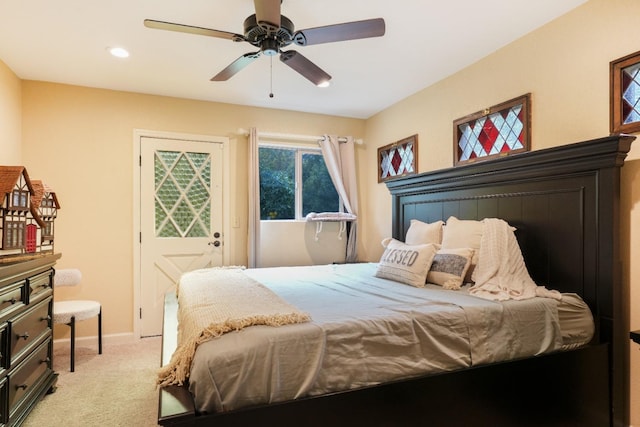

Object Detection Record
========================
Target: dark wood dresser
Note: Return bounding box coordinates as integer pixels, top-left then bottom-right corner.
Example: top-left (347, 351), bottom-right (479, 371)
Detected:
top-left (0, 253), bottom-right (60, 426)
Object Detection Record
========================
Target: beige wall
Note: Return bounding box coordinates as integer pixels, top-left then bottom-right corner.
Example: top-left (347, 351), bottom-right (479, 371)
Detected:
top-left (19, 82), bottom-right (364, 340)
top-left (0, 59), bottom-right (22, 164)
top-left (3, 0), bottom-right (640, 422)
top-left (359, 0), bottom-right (640, 423)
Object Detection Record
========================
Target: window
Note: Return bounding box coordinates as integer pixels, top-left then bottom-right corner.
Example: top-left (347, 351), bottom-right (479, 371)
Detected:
top-left (11, 190), bottom-right (28, 210)
top-left (259, 145), bottom-right (339, 220)
top-left (43, 221), bottom-right (54, 239)
top-left (611, 50), bottom-right (640, 134)
top-left (3, 221), bottom-right (24, 249)
top-left (453, 94), bottom-right (531, 166)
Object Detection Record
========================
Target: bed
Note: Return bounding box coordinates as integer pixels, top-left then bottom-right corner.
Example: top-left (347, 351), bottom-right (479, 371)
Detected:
top-left (158, 134), bottom-right (634, 427)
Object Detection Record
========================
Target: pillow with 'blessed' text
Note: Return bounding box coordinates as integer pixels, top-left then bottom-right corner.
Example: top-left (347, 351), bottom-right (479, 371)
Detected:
top-left (375, 238), bottom-right (437, 288)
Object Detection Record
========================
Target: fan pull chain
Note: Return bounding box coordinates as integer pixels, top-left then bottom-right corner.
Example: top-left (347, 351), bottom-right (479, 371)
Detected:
top-left (269, 56), bottom-right (274, 98)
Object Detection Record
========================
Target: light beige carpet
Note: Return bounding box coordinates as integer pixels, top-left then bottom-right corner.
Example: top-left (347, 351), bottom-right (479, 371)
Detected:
top-left (23, 337), bottom-right (162, 427)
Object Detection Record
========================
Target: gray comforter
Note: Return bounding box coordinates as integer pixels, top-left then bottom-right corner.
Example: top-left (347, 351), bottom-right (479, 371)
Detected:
top-left (187, 263), bottom-right (565, 414)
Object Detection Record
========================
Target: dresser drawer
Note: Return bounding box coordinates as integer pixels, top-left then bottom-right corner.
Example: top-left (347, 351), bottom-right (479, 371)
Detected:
top-left (8, 299), bottom-right (51, 368)
top-left (27, 270), bottom-right (53, 305)
top-left (0, 323), bottom-right (6, 372)
top-left (8, 338), bottom-right (51, 418)
top-left (0, 376), bottom-right (6, 425)
top-left (0, 282), bottom-right (26, 322)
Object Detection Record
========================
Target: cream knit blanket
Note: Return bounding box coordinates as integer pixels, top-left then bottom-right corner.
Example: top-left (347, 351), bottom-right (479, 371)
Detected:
top-left (157, 267), bottom-right (311, 387)
top-left (469, 218), bottom-right (561, 301)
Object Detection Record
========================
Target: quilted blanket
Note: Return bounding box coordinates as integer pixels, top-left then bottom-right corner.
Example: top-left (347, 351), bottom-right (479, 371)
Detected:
top-left (157, 267), bottom-right (311, 386)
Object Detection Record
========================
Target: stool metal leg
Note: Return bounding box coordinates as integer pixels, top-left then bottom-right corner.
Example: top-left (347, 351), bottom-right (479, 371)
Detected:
top-left (98, 307), bottom-right (102, 355)
top-left (69, 316), bottom-right (75, 372)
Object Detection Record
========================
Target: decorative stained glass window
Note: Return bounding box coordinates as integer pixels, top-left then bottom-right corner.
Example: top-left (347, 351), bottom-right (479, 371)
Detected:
top-left (378, 135), bottom-right (418, 182)
top-left (454, 94), bottom-right (531, 166)
top-left (154, 150), bottom-right (211, 238)
top-left (611, 50), bottom-right (640, 134)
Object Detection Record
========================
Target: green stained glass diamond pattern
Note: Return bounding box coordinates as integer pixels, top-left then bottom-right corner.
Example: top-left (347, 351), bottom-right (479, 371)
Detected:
top-left (154, 150), bottom-right (212, 238)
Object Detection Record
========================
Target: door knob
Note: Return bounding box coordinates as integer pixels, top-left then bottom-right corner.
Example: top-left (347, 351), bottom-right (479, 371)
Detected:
top-left (208, 241), bottom-right (221, 247)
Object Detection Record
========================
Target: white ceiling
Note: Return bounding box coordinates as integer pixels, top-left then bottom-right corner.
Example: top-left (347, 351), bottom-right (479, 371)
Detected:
top-left (0, 0), bottom-right (587, 119)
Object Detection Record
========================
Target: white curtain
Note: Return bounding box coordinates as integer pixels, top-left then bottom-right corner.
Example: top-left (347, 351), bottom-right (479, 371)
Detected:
top-left (319, 135), bottom-right (359, 262)
top-left (247, 127), bottom-right (260, 268)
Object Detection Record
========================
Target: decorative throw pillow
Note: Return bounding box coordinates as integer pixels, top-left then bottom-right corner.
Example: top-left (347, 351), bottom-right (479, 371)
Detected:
top-left (441, 216), bottom-right (483, 282)
top-left (375, 239), bottom-right (437, 288)
top-left (427, 248), bottom-right (474, 290)
top-left (405, 219), bottom-right (445, 245)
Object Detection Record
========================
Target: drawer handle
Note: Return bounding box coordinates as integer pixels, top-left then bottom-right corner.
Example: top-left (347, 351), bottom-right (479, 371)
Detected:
top-left (16, 384), bottom-right (28, 391)
top-left (18, 332), bottom-right (29, 340)
top-left (41, 315), bottom-right (52, 321)
top-left (41, 357), bottom-right (51, 364)
top-left (3, 297), bottom-right (18, 305)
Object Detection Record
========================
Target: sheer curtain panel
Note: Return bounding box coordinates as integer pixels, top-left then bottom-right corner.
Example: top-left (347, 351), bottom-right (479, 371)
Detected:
top-left (248, 128), bottom-right (260, 268)
top-left (319, 135), bottom-right (359, 262)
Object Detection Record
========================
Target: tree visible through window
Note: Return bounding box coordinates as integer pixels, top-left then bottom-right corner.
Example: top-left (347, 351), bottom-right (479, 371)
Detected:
top-left (259, 146), bottom-right (339, 220)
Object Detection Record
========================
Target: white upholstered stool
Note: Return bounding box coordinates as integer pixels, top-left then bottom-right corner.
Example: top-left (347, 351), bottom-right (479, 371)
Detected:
top-left (52, 269), bottom-right (102, 372)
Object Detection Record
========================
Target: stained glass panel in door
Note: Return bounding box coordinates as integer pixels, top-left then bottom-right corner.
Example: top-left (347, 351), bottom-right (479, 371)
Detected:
top-left (154, 150), bottom-right (211, 238)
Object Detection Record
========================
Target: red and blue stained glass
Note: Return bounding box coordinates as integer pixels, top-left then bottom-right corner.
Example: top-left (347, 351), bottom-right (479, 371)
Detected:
top-left (380, 141), bottom-right (414, 180)
top-left (378, 136), bottom-right (417, 182)
top-left (622, 62), bottom-right (640, 125)
top-left (457, 104), bottom-right (525, 163)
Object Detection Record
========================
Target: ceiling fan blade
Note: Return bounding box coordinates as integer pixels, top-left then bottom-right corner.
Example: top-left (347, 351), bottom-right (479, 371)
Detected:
top-left (293, 18), bottom-right (385, 46)
top-left (144, 19), bottom-right (244, 42)
top-left (211, 52), bottom-right (261, 81)
top-left (280, 50), bottom-right (331, 86)
top-left (254, 0), bottom-right (281, 33)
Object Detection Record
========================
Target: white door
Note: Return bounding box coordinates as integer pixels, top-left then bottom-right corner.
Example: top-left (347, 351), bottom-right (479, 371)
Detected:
top-left (139, 136), bottom-right (224, 337)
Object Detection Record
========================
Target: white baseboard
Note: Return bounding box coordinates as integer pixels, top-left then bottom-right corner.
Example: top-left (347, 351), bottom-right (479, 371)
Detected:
top-left (52, 332), bottom-right (141, 351)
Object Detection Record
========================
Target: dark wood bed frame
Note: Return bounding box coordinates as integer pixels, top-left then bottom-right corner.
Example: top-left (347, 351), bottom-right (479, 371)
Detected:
top-left (158, 134), bottom-right (634, 427)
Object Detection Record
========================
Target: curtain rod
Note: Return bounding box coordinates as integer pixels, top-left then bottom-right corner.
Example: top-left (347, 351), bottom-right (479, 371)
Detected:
top-left (237, 128), bottom-right (363, 145)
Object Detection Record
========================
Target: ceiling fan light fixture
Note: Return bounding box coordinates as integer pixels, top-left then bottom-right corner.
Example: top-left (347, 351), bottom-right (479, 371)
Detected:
top-left (108, 47), bottom-right (130, 58)
top-left (261, 38), bottom-right (279, 56)
top-left (317, 80), bottom-right (331, 88)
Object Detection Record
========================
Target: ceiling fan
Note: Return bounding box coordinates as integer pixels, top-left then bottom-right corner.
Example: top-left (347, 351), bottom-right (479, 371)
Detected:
top-left (144, 0), bottom-right (385, 87)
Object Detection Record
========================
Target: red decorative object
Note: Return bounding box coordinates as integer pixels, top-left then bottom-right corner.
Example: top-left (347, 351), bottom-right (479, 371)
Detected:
top-left (453, 94), bottom-right (531, 166)
top-left (378, 135), bottom-right (418, 183)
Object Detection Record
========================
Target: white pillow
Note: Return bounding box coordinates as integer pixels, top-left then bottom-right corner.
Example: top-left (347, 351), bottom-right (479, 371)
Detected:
top-left (441, 216), bottom-right (483, 282)
top-left (405, 219), bottom-right (444, 245)
top-left (427, 248), bottom-right (474, 290)
top-left (375, 239), bottom-right (438, 288)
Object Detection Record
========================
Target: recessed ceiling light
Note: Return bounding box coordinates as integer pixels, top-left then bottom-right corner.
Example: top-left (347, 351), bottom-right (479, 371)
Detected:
top-left (108, 47), bottom-right (130, 58)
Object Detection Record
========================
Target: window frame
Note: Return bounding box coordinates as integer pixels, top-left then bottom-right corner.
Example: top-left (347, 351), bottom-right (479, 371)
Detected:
top-left (3, 221), bottom-right (25, 249)
top-left (259, 143), bottom-right (341, 221)
top-left (610, 50), bottom-right (640, 134)
top-left (453, 93), bottom-right (531, 166)
top-left (10, 190), bottom-right (29, 210)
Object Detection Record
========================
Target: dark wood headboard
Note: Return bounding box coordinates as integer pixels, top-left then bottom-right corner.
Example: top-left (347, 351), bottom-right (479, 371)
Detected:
top-left (385, 134), bottom-right (634, 426)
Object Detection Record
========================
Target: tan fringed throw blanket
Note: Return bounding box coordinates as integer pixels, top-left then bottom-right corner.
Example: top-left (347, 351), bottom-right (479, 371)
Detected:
top-left (157, 267), bottom-right (311, 387)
